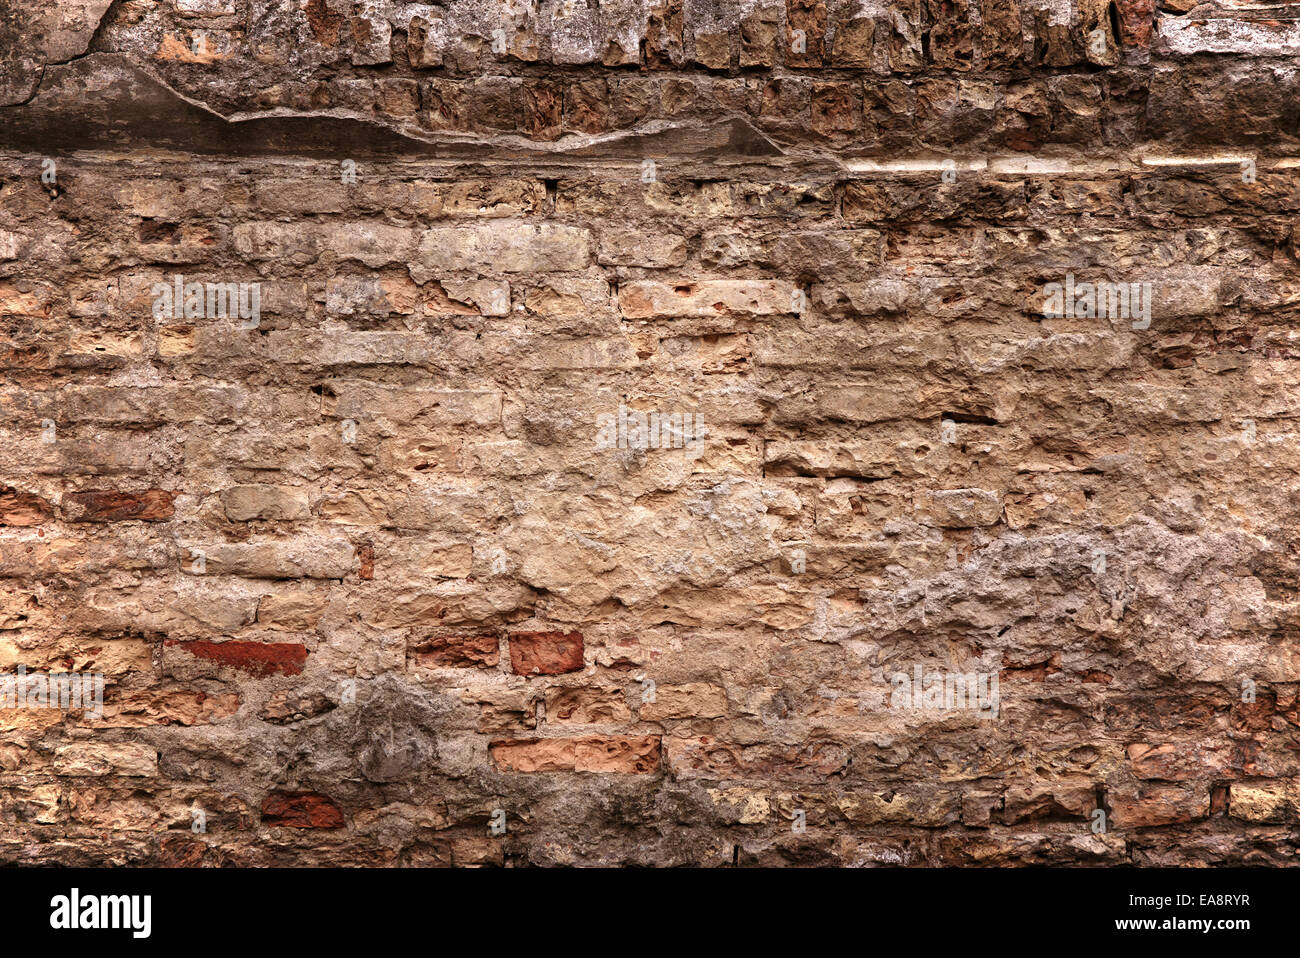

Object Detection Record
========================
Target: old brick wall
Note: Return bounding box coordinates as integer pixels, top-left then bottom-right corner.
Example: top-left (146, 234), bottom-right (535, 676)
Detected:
top-left (1, 0), bottom-right (1299, 866)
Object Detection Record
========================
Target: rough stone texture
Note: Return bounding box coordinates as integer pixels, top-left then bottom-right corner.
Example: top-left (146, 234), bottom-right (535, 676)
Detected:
top-left (0, 0), bottom-right (1298, 868)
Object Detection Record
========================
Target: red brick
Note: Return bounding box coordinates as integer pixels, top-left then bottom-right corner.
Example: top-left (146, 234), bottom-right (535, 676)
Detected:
top-left (1127, 742), bottom-right (1236, 781)
top-left (1109, 785), bottom-right (1209, 828)
top-left (0, 486), bottom-right (52, 525)
top-left (411, 634), bottom-right (499, 669)
top-left (508, 630), bottom-right (584, 675)
top-left (1115, 0), bottom-right (1154, 49)
top-left (261, 790), bottom-right (344, 828)
top-left (63, 489), bottom-right (174, 522)
top-left (165, 639), bottom-right (308, 677)
top-left (157, 836), bottom-right (208, 867)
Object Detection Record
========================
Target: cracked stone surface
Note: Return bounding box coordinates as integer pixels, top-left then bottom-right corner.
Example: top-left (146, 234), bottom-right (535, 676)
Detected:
top-left (0, 0), bottom-right (1299, 867)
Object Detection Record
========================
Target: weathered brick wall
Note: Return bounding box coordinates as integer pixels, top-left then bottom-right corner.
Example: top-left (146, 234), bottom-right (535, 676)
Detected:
top-left (1, 0), bottom-right (1299, 866)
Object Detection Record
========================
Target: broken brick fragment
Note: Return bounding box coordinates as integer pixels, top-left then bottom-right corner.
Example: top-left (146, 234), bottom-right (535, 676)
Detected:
top-left (261, 791), bottom-right (344, 828)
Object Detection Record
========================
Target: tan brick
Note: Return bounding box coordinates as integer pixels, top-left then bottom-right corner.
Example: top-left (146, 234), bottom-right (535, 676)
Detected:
top-left (414, 223), bottom-right (590, 274)
top-left (221, 485), bottom-right (311, 521)
top-left (490, 736), bottom-right (661, 773)
top-left (52, 743), bottom-right (158, 777)
top-left (180, 541), bottom-right (356, 579)
top-left (640, 683), bottom-right (727, 721)
top-left (546, 686), bottom-right (631, 724)
top-left (619, 280), bottom-right (799, 318)
top-left (1229, 782), bottom-right (1300, 823)
top-left (596, 231), bottom-right (688, 267)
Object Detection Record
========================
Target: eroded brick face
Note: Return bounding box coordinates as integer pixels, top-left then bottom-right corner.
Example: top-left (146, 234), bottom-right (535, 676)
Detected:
top-left (508, 631), bottom-right (584, 676)
top-left (165, 639), bottom-right (309, 678)
top-left (0, 0), bottom-right (1296, 869)
top-left (261, 790), bottom-right (345, 829)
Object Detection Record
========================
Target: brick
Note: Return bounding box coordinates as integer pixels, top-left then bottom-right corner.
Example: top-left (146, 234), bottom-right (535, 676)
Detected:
top-left (0, 539), bottom-right (173, 577)
top-left (0, 635), bottom-right (152, 674)
top-left (1159, 19), bottom-right (1300, 57)
top-left (63, 488), bottom-right (174, 522)
top-left (2, 785), bottom-right (61, 824)
top-left (1228, 782), bottom-right (1300, 823)
top-left (1003, 780), bottom-right (1097, 824)
top-left (470, 689), bottom-right (538, 733)
top-left (0, 230), bottom-right (30, 261)
top-left (261, 790), bottom-right (345, 828)
top-left (180, 541), bottom-right (356, 579)
top-left (411, 634), bottom-right (499, 669)
top-left (1114, 0), bottom-right (1154, 49)
top-left (596, 231), bottom-right (687, 267)
top-left (1127, 743), bottom-right (1235, 782)
top-left (320, 385), bottom-right (502, 425)
top-left (981, 0), bottom-right (1023, 65)
top-left (810, 82), bottom-right (861, 135)
top-left (436, 179), bottom-right (547, 217)
top-left (508, 630), bottom-right (584, 675)
top-left (0, 486), bottom-right (53, 525)
top-left (694, 31), bottom-right (731, 69)
top-left (666, 737), bottom-right (851, 782)
top-left (888, 0), bottom-right (924, 70)
top-left (0, 283), bottom-right (52, 317)
top-left (389, 541), bottom-right (474, 579)
top-left (164, 639), bottom-right (309, 677)
top-left (915, 489), bottom-right (1004, 528)
top-left (221, 485), bottom-right (310, 521)
top-left (263, 330), bottom-right (436, 366)
top-left (831, 18), bottom-right (873, 67)
top-left (639, 683), bottom-right (727, 721)
top-left (490, 736), bottom-right (661, 773)
top-left (1110, 785), bottom-right (1209, 828)
top-left (414, 223), bottom-right (591, 274)
top-left (323, 222), bottom-right (418, 267)
top-left (254, 179), bottom-right (348, 215)
top-left (52, 743), bottom-right (157, 777)
top-left (408, 14), bottom-right (447, 67)
top-left (351, 2), bottom-right (392, 65)
top-left (175, 0), bottom-right (237, 16)
top-left (97, 690), bottom-right (241, 728)
top-left (925, 0), bottom-right (972, 70)
top-left (231, 222), bottom-right (321, 263)
top-left (256, 591), bottom-right (329, 631)
top-left (155, 29), bottom-right (234, 62)
top-left (619, 280), bottom-right (800, 318)
top-left (740, 7), bottom-right (780, 67)
top-left (837, 790), bottom-right (961, 826)
top-left (546, 686), bottom-right (631, 724)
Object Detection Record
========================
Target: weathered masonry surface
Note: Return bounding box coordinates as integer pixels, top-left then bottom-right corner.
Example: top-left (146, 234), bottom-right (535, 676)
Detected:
top-left (2, 0), bottom-right (1300, 866)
